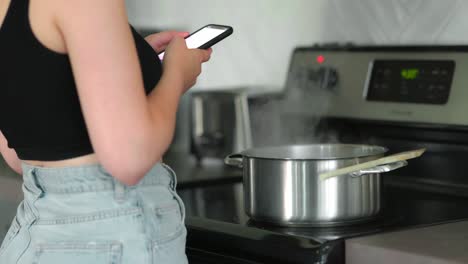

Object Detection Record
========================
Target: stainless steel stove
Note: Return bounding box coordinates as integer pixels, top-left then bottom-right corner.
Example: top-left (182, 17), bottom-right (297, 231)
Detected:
top-left (176, 45), bottom-right (468, 264)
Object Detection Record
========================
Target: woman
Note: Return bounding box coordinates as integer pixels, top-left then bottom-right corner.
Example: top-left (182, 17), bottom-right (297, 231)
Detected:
top-left (0, 0), bottom-right (212, 262)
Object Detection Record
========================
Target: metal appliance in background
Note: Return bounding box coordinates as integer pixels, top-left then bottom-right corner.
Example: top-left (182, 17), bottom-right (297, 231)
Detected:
top-left (179, 45), bottom-right (468, 264)
top-left (189, 89), bottom-right (253, 161)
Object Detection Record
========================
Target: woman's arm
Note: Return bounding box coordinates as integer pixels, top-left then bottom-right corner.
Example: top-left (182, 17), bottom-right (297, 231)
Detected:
top-left (53, 0), bottom-right (210, 185)
top-left (0, 131), bottom-right (22, 175)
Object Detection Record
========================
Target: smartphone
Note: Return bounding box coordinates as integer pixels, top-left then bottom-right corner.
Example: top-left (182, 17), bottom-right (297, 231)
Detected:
top-left (158, 24), bottom-right (233, 60)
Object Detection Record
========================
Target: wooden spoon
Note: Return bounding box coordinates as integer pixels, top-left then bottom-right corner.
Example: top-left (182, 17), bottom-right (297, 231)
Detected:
top-left (319, 148), bottom-right (426, 180)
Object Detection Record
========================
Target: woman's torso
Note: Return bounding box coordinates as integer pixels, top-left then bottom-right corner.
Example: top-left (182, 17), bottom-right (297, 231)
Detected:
top-left (0, 0), bottom-right (162, 168)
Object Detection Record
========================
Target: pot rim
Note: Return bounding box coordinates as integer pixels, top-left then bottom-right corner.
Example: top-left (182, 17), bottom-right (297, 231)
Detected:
top-left (237, 144), bottom-right (388, 160)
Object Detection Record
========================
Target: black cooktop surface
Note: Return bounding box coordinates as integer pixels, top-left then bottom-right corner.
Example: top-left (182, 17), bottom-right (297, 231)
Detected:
top-left (179, 178), bottom-right (468, 237)
top-left (177, 176), bottom-right (468, 263)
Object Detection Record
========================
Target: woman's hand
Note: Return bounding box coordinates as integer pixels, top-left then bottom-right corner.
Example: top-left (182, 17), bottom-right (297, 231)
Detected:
top-left (163, 36), bottom-right (212, 94)
top-left (145, 31), bottom-right (189, 53)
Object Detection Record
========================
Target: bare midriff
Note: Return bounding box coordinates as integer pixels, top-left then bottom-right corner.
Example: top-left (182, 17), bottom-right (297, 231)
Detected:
top-left (22, 153), bottom-right (100, 168)
top-left (23, 154), bottom-right (163, 168)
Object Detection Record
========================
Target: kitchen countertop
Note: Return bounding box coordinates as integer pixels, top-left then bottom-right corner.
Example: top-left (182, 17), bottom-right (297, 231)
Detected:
top-left (163, 152), bottom-right (243, 188)
top-left (346, 220), bottom-right (468, 264)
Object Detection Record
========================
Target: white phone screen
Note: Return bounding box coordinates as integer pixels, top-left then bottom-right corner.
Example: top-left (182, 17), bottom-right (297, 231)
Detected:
top-left (158, 26), bottom-right (227, 60)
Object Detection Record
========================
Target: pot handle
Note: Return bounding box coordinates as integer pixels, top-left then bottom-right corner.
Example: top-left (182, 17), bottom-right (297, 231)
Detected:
top-left (224, 154), bottom-right (244, 168)
top-left (350, 160), bottom-right (408, 178)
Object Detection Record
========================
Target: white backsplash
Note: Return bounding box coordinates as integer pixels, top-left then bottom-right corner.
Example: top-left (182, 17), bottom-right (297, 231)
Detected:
top-left (126, 0), bottom-right (468, 91)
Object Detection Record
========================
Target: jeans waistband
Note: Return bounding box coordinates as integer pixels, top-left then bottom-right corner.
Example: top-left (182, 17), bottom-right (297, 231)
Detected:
top-left (20, 162), bottom-right (175, 194)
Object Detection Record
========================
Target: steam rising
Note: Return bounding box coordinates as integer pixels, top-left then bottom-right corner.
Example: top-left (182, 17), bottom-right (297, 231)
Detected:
top-left (249, 62), bottom-right (337, 147)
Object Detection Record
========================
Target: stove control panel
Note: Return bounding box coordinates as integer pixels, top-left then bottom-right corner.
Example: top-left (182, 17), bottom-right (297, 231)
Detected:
top-left (307, 67), bottom-right (339, 91)
top-left (366, 60), bottom-right (455, 105)
top-left (285, 46), bottom-right (468, 126)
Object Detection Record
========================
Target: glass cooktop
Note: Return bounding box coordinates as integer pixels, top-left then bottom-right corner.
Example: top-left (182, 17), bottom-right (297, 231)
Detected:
top-left (178, 179), bottom-right (468, 242)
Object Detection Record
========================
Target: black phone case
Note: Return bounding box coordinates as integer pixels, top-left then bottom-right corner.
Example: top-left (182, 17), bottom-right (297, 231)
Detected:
top-left (191, 24), bottom-right (233, 50)
top-left (158, 24), bottom-right (233, 55)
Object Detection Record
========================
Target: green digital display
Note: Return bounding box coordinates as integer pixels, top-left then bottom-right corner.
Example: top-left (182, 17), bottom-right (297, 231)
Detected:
top-left (401, 68), bottom-right (419, 80)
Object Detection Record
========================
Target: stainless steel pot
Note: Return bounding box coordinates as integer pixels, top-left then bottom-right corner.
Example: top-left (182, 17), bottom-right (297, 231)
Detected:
top-left (225, 144), bottom-right (407, 227)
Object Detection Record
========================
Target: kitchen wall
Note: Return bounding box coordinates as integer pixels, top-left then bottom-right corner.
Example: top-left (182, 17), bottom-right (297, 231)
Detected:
top-left (126, 0), bottom-right (468, 91)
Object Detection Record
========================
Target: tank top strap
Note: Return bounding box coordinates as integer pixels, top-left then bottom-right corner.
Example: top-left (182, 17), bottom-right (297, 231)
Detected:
top-left (1, 0), bottom-right (31, 34)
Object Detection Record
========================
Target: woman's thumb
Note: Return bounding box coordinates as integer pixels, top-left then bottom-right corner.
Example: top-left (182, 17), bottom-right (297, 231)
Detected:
top-left (171, 36), bottom-right (187, 48)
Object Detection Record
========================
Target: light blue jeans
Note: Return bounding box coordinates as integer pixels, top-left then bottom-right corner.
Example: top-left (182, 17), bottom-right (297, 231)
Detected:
top-left (0, 162), bottom-right (188, 264)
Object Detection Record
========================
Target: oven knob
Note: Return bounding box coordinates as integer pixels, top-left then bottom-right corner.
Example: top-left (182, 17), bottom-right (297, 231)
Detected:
top-left (307, 67), bottom-right (339, 91)
top-left (320, 67), bottom-right (339, 91)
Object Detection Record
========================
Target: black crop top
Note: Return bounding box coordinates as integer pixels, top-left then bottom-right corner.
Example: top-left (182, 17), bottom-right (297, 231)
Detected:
top-left (0, 0), bottom-right (163, 161)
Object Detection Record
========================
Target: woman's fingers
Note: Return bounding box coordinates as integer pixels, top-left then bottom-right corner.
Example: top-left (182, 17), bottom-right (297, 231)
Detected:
top-left (200, 48), bottom-right (213, 62)
top-left (145, 31), bottom-right (189, 53)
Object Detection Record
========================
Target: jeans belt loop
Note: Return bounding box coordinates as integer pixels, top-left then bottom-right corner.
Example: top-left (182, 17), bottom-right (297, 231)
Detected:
top-left (21, 168), bottom-right (42, 225)
top-left (24, 168), bottom-right (44, 198)
top-left (114, 180), bottom-right (126, 203)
